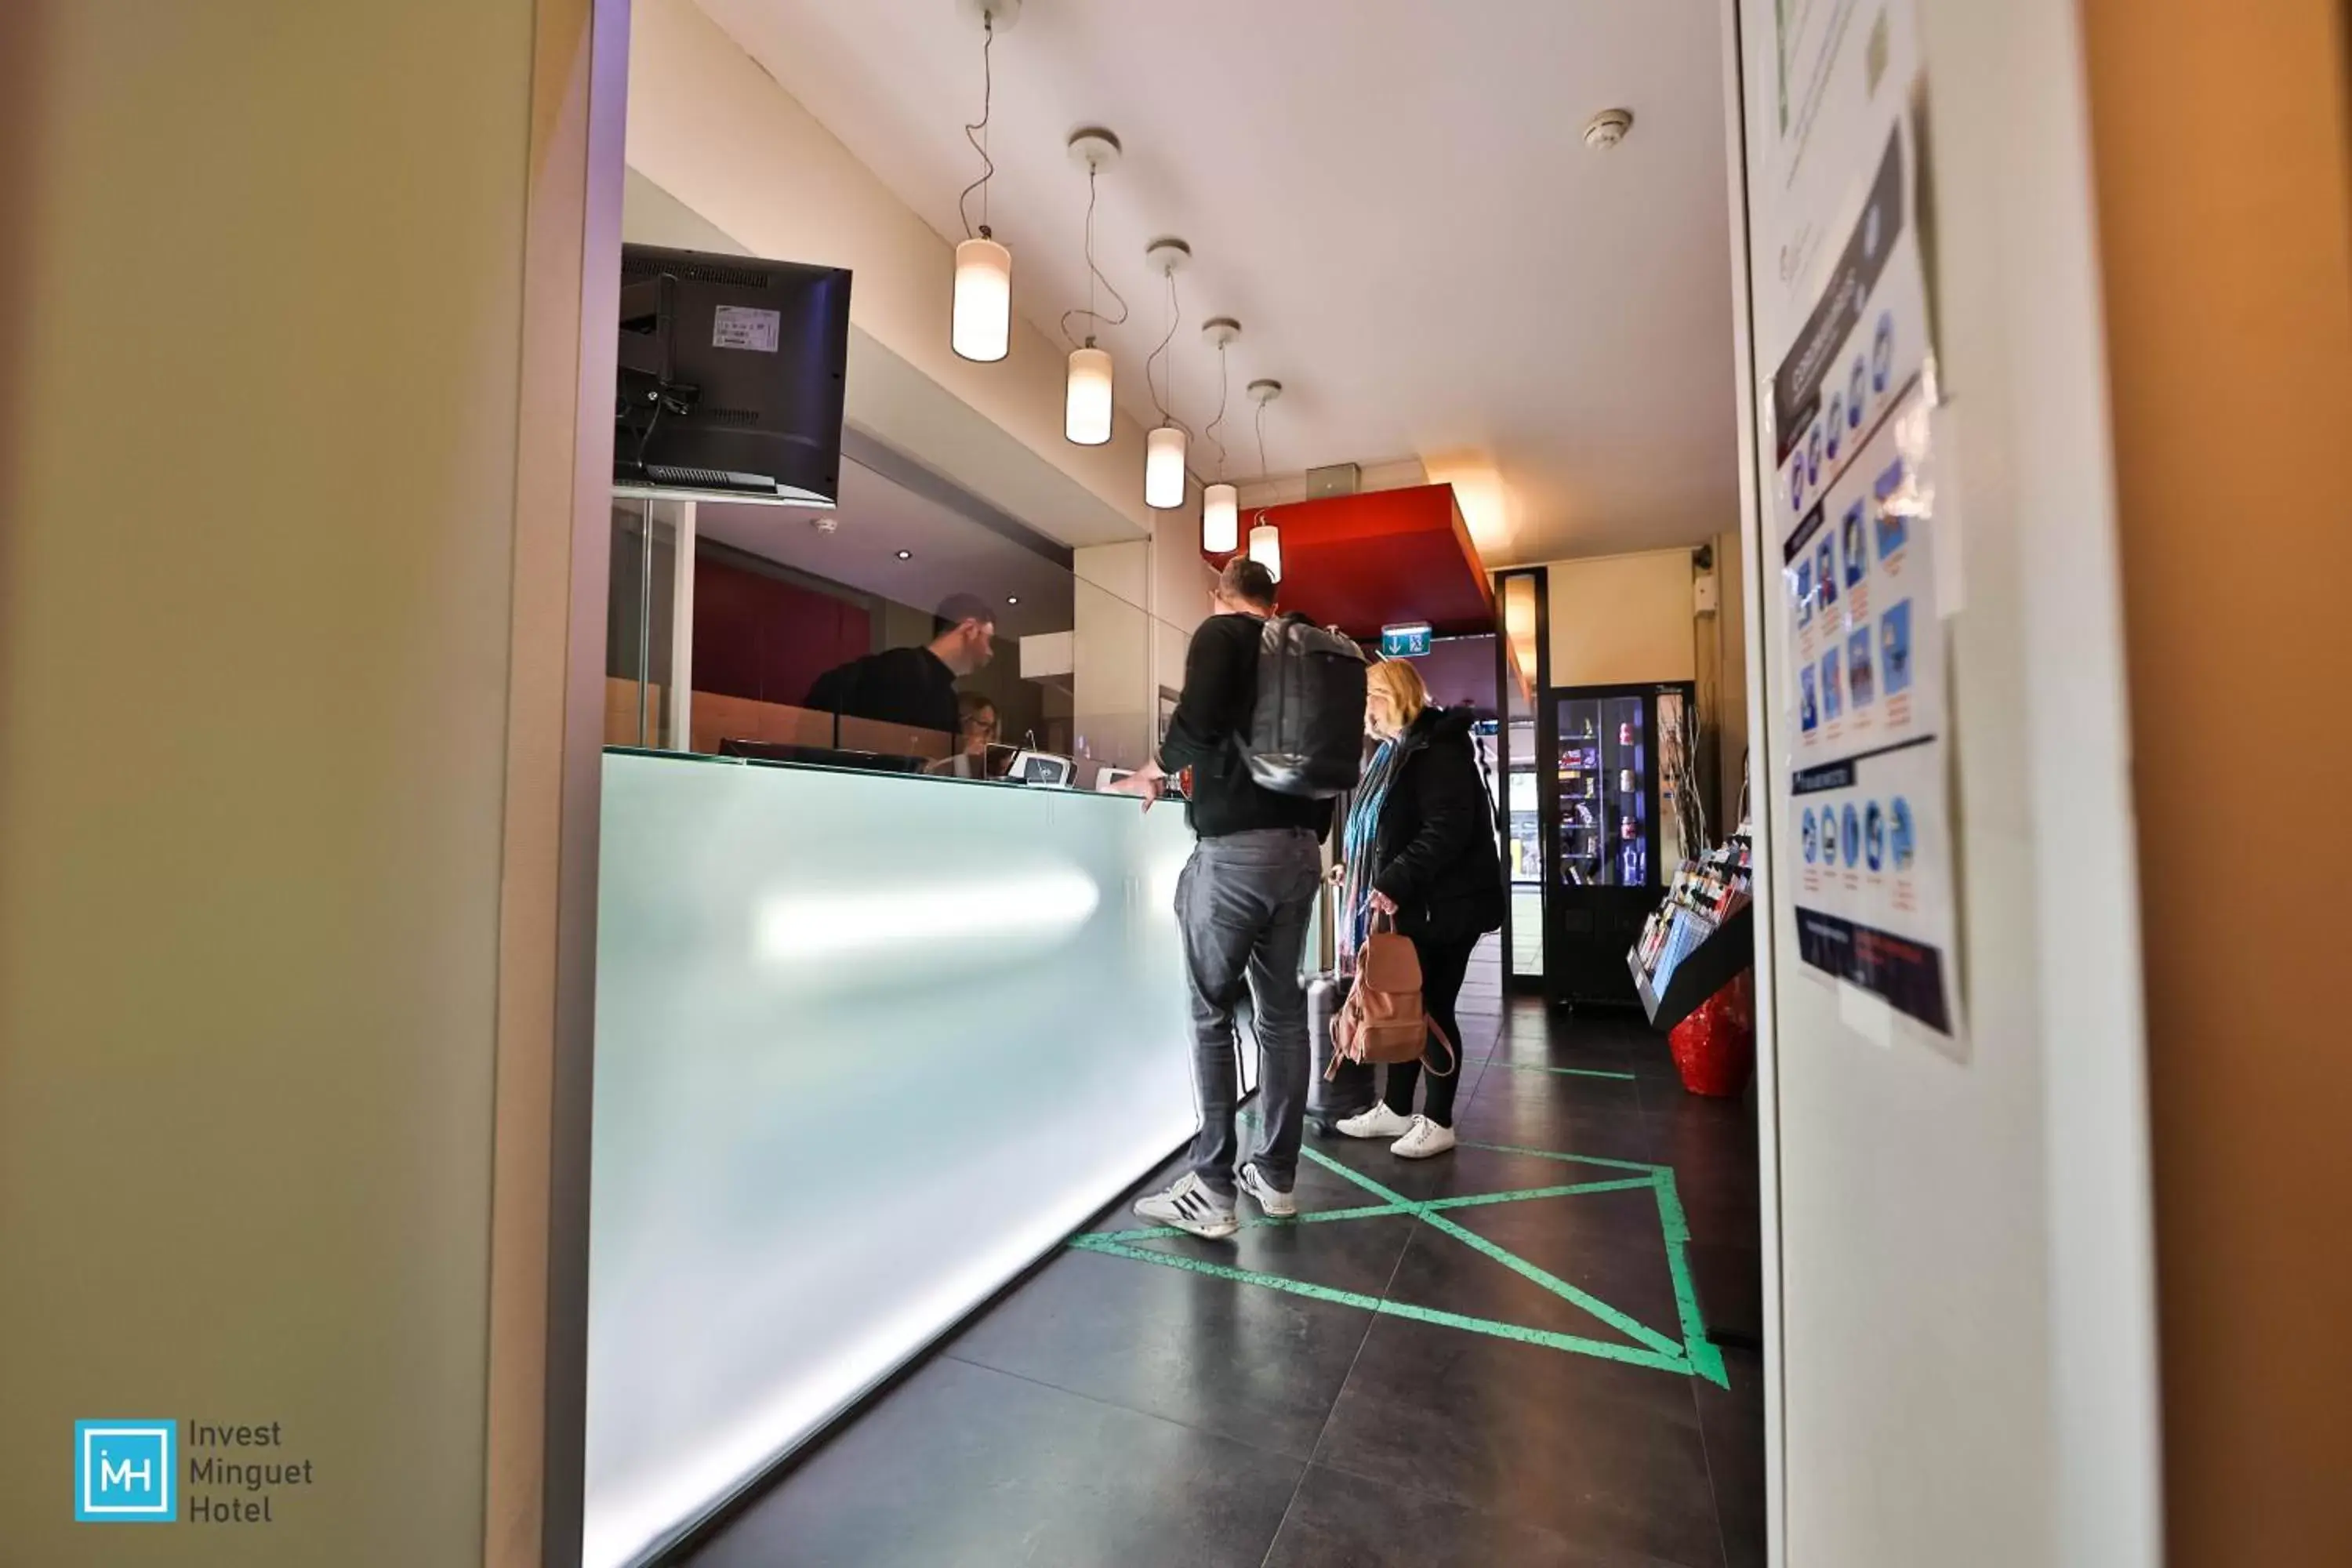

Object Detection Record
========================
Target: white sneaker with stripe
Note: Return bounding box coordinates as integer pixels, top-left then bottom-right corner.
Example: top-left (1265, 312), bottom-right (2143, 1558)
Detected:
top-left (1132, 1172), bottom-right (1240, 1239)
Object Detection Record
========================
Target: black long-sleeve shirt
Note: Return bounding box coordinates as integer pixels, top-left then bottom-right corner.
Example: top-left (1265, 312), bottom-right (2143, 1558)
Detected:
top-left (1159, 612), bottom-right (1333, 840)
top-left (804, 645), bottom-right (960, 739)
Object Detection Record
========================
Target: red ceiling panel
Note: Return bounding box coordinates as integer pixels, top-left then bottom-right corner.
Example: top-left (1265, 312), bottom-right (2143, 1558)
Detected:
top-left (1206, 484), bottom-right (1495, 638)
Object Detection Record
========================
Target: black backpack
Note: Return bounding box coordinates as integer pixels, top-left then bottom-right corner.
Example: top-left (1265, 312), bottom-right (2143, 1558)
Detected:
top-left (1240, 614), bottom-right (1369, 798)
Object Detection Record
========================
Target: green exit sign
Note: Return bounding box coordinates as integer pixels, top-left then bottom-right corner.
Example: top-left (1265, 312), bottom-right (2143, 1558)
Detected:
top-left (1379, 622), bottom-right (1433, 658)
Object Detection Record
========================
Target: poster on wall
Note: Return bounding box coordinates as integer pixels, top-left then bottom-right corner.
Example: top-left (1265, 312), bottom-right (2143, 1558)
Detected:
top-left (1747, 0), bottom-right (1966, 1054)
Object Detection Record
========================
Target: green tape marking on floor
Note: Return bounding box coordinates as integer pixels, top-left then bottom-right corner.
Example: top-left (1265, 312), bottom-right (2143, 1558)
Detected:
top-left (1091, 1176), bottom-right (1661, 1248)
top-left (1486, 1062), bottom-right (1640, 1081)
top-left (1299, 1147), bottom-right (1686, 1359)
top-left (1454, 1138), bottom-right (1664, 1175)
top-left (1426, 1177), bottom-right (1658, 1210)
top-left (1069, 1236), bottom-right (1692, 1375)
top-left (1076, 1136), bottom-right (1725, 1381)
top-left (1650, 1167), bottom-right (1730, 1388)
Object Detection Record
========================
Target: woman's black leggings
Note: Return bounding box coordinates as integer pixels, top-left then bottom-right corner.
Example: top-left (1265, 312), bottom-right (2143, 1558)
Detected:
top-left (1381, 932), bottom-right (1479, 1127)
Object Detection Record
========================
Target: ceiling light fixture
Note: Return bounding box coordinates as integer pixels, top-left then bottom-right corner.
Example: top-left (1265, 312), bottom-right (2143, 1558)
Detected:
top-left (896, 550), bottom-right (913, 560)
top-left (1007, 595), bottom-right (1021, 605)
top-left (1143, 238), bottom-right (1192, 510)
top-left (1061, 129), bottom-right (1127, 446)
top-left (1200, 317), bottom-right (1241, 554)
top-left (1247, 378), bottom-right (1284, 581)
top-left (950, 0), bottom-right (1020, 362)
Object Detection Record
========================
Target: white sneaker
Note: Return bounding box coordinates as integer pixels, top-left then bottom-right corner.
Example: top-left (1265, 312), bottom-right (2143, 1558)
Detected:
top-left (1334, 1102), bottom-right (1413, 1140)
top-left (1391, 1116), bottom-right (1457, 1160)
top-left (1239, 1161), bottom-right (1298, 1218)
top-left (1133, 1173), bottom-right (1239, 1239)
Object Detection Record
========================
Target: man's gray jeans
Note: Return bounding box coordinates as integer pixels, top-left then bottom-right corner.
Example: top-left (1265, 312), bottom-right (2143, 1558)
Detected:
top-left (1175, 827), bottom-right (1323, 1195)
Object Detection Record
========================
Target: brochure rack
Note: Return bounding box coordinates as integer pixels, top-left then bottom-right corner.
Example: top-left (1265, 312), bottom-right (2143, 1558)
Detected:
top-left (1628, 835), bottom-right (1755, 1032)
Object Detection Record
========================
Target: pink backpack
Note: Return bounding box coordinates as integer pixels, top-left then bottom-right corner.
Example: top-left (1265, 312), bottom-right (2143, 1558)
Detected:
top-left (1327, 914), bottom-right (1457, 1079)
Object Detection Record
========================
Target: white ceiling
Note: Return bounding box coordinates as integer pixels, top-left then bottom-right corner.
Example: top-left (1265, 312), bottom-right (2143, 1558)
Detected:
top-left (694, 0), bottom-right (1740, 566)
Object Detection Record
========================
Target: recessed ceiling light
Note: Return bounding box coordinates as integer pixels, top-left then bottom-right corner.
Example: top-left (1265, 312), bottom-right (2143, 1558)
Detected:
top-left (896, 550), bottom-right (913, 560)
top-left (1007, 595), bottom-right (1021, 605)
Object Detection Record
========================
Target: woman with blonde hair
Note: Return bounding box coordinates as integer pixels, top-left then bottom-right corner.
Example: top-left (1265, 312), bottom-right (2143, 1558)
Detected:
top-left (1333, 658), bottom-right (1506, 1156)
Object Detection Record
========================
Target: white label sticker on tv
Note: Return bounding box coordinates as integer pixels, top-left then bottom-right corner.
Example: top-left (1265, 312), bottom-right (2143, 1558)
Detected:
top-left (712, 305), bottom-right (781, 352)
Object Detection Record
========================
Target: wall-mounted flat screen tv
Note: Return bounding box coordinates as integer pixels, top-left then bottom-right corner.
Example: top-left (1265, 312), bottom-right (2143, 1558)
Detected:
top-left (614, 243), bottom-right (851, 508)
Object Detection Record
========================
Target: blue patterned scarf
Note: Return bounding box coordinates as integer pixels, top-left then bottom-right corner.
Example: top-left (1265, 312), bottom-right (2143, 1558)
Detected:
top-left (1338, 736), bottom-right (1404, 968)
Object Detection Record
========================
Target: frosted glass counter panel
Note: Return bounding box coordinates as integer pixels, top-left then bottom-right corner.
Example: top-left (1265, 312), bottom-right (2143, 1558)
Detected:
top-left (584, 753), bottom-right (1196, 1566)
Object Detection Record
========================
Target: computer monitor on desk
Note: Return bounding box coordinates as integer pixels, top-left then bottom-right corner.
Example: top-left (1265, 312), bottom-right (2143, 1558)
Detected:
top-left (717, 739), bottom-right (928, 775)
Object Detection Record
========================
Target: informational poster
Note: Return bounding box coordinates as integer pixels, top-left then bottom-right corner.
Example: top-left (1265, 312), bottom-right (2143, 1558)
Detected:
top-left (1750, 0), bottom-right (1965, 1051)
top-left (1783, 389), bottom-right (1957, 1034)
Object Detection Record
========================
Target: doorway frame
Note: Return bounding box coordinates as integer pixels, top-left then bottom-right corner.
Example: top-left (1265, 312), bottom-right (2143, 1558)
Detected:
top-left (1491, 565), bottom-right (1554, 996)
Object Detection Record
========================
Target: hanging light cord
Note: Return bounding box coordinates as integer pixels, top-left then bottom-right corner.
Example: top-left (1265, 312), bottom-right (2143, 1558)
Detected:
top-left (1144, 270), bottom-right (1192, 434)
top-left (956, 19), bottom-right (996, 240)
top-left (1204, 340), bottom-right (1230, 478)
top-left (1255, 397), bottom-right (1272, 479)
top-left (1060, 167), bottom-right (1131, 348)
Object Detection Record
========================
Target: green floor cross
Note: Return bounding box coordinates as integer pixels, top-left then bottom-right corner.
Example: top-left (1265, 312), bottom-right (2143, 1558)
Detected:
top-left (1069, 1138), bottom-right (1729, 1387)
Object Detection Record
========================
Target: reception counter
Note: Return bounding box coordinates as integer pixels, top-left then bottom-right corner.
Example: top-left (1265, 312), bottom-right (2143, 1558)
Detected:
top-left (583, 748), bottom-right (1197, 1566)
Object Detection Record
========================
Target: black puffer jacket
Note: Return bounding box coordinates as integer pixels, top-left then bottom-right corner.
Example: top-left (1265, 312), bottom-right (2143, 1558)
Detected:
top-left (1370, 706), bottom-right (1508, 946)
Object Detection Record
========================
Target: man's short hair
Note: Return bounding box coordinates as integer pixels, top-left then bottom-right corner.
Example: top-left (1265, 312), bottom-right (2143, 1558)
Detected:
top-left (934, 593), bottom-right (997, 637)
top-left (1217, 557), bottom-right (1277, 609)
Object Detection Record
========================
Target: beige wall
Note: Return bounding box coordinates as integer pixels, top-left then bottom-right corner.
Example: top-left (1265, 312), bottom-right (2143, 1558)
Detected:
top-left (0, 3), bottom-right (615, 1564)
top-left (1730, 0), bottom-right (2165, 1559)
top-left (2081, 2), bottom-right (2352, 1561)
top-left (1543, 547), bottom-right (1699, 688)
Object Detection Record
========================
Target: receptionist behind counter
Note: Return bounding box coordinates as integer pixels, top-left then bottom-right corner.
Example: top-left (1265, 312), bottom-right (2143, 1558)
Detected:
top-left (804, 593), bottom-right (996, 741)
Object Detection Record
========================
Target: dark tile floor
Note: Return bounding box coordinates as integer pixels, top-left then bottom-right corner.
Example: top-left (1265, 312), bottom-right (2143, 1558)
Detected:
top-left (687, 949), bottom-right (1766, 1568)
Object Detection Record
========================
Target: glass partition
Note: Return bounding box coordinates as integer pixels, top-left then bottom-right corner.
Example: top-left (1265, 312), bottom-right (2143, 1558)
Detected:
top-left (605, 459), bottom-right (1186, 789)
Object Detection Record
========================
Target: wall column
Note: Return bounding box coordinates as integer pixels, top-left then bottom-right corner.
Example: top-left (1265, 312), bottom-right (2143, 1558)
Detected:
top-left (0, 3), bottom-right (625, 1564)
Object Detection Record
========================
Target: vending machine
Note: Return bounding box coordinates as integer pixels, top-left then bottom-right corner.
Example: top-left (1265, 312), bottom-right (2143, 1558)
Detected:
top-left (1545, 682), bottom-right (1694, 1007)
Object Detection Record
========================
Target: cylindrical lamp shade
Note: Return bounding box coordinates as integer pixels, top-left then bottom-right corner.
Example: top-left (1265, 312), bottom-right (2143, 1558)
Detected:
top-left (1202, 482), bottom-right (1240, 554)
top-left (1248, 519), bottom-right (1283, 582)
top-left (1065, 347), bottom-right (1113, 445)
top-left (1145, 425), bottom-right (1188, 510)
top-left (951, 238), bottom-right (1012, 362)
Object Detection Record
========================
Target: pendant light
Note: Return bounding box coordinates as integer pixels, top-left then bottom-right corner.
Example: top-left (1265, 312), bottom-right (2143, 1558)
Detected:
top-left (1060, 129), bottom-right (1126, 445)
top-left (1249, 516), bottom-right (1283, 581)
top-left (1200, 316), bottom-right (1242, 554)
top-left (1143, 238), bottom-right (1191, 510)
top-left (950, 1), bottom-right (1019, 363)
top-left (1247, 379), bottom-right (1284, 580)
top-left (1202, 485), bottom-right (1240, 554)
top-left (1146, 427), bottom-right (1188, 510)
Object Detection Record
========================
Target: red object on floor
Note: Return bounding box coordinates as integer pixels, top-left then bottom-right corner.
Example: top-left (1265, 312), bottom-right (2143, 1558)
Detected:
top-left (1670, 970), bottom-right (1756, 1098)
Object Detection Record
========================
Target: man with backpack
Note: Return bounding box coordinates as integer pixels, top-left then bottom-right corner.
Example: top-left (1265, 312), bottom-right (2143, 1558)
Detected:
top-left (1110, 557), bottom-right (1366, 1237)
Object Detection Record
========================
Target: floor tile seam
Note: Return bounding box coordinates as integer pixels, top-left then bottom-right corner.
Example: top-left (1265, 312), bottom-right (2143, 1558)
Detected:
top-left (1290, 1451), bottom-right (1722, 1568)
top-left (1690, 1389), bottom-right (1739, 1568)
top-left (934, 1346), bottom-right (1320, 1470)
top-left (1274, 1212), bottom-right (1406, 1567)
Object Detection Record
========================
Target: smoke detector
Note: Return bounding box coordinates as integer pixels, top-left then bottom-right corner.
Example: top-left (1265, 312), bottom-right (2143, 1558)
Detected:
top-left (1583, 108), bottom-right (1635, 150)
